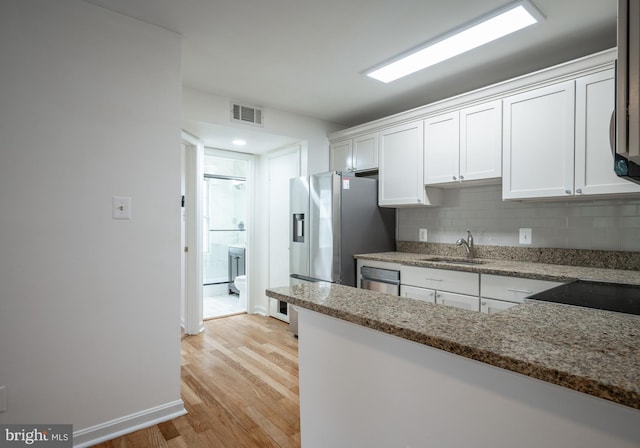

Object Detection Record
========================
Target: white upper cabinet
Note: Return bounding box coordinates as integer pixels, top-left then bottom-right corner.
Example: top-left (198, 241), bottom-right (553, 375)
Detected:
top-left (424, 111), bottom-right (459, 184)
top-left (379, 121), bottom-right (442, 207)
top-left (502, 81), bottom-right (576, 199)
top-left (424, 100), bottom-right (501, 186)
top-left (330, 140), bottom-right (353, 172)
top-left (460, 100), bottom-right (502, 182)
top-left (328, 50), bottom-right (635, 204)
top-left (353, 133), bottom-right (378, 172)
top-left (503, 68), bottom-right (640, 200)
top-left (575, 69), bottom-right (640, 195)
top-left (330, 132), bottom-right (378, 173)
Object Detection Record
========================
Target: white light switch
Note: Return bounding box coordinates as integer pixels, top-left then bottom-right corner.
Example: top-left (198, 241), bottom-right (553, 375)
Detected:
top-left (0, 385), bottom-right (7, 413)
top-left (519, 228), bottom-right (532, 245)
top-left (112, 196), bottom-right (132, 220)
top-left (419, 228), bottom-right (428, 242)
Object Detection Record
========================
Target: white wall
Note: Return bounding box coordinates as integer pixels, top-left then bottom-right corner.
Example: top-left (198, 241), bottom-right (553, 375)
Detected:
top-left (398, 185), bottom-right (640, 251)
top-left (0, 0), bottom-right (184, 440)
top-left (182, 86), bottom-right (343, 175)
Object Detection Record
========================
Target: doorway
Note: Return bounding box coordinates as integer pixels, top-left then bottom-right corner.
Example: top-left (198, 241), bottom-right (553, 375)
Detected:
top-left (203, 149), bottom-right (251, 319)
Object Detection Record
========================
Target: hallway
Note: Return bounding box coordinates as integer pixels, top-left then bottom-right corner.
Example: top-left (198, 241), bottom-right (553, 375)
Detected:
top-left (93, 315), bottom-right (300, 447)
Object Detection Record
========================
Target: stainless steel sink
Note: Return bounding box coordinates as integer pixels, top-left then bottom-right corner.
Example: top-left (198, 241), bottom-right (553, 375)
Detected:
top-left (420, 257), bottom-right (487, 265)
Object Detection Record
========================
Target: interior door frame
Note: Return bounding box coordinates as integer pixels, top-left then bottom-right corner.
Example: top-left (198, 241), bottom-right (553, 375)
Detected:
top-left (267, 145), bottom-right (301, 320)
top-left (203, 148), bottom-right (255, 314)
top-left (182, 131), bottom-right (204, 335)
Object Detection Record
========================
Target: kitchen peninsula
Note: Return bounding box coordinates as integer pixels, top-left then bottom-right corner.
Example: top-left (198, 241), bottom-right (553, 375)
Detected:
top-left (266, 254), bottom-right (640, 448)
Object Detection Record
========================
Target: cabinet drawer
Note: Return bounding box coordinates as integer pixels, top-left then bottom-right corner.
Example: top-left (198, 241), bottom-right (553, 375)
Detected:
top-left (400, 285), bottom-right (436, 303)
top-left (401, 266), bottom-right (479, 296)
top-left (436, 291), bottom-right (480, 312)
top-left (481, 274), bottom-right (563, 303)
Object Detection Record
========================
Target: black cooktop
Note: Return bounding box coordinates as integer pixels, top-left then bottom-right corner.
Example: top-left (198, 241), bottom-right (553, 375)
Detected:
top-left (527, 280), bottom-right (640, 315)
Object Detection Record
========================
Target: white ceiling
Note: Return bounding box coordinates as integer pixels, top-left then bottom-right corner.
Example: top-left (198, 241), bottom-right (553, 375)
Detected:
top-left (85, 0), bottom-right (617, 152)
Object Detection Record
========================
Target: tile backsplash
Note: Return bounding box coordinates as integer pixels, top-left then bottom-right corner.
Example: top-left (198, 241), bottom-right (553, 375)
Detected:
top-left (397, 185), bottom-right (640, 252)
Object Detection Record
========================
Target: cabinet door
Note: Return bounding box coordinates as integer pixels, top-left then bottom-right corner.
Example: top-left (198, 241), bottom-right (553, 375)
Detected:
top-left (460, 100), bottom-right (502, 182)
top-left (353, 132), bottom-right (378, 171)
top-left (480, 298), bottom-right (517, 314)
top-left (502, 81), bottom-right (575, 199)
top-left (330, 140), bottom-right (352, 172)
top-left (575, 69), bottom-right (640, 195)
top-left (424, 111), bottom-right (460, 185)
top-left (435, 291), bottom-right (479, 312)
top-left (378, 121), bottom-right (425, 206)
top-left (400, 285), bottom-right (436, 303)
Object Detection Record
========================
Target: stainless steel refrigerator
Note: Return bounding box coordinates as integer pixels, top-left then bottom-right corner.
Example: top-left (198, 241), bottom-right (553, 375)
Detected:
top-left (288, 171), bottom-right (396, 334)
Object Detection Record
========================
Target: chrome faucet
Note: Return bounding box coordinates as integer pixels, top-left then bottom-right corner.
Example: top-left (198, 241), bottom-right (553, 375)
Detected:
top-left (456, 229), bottom-right (474, 258)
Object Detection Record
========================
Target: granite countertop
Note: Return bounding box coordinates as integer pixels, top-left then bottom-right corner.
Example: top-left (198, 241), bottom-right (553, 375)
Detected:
top-left (355, 251), bottom-right (640, 285)
top-left (266, 282), bottom-right (640, 409)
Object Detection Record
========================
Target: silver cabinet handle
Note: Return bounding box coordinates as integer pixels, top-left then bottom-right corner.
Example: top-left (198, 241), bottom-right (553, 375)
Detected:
top-left (424, 278), bottom-right (443, 282)
top-left (576, 188), bottom-right (583, 194)
top-left (417, 198), bottom-right (422, 203)
top-left (565, 189), bottom-right (572, 194)
top-left (460, 175), bottom-right (464, 180)
top-left (506, 288), bottom-right (532, 294)
top-left (452, 176), bottom-right (457, 181)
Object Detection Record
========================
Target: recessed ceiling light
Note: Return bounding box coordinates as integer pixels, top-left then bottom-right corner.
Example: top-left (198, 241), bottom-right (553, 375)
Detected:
top-left (366, 0), bottom-right (544, 83)
top-left (232, 139), bottom-right (247, 146)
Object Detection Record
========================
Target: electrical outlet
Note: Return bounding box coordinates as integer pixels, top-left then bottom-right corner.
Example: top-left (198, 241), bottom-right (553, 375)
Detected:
top-left (519, 228), bottom-right (532, 245)
top-left (0, 385), bottom-right (7, 413)
top-left (419, 228), bottom-right (428, 242)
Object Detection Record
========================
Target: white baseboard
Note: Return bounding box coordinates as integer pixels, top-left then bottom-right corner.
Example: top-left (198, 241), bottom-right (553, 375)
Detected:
top-left (252, 305), bottom-right (267, 316)
top-left (73, 399), bottom-right (186, 448)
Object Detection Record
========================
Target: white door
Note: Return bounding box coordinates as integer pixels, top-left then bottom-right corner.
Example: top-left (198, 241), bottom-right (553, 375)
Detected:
top-left (268, 146), bottom-right (300, 321)
top-left (181, 133), bottom-right (204, 335)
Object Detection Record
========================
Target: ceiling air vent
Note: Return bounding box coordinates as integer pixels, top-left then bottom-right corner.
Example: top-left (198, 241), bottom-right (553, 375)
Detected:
top-left (231, 103), bottom-right (263, 126)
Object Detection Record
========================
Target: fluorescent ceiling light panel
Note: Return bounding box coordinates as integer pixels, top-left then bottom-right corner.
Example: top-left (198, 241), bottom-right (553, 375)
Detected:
top-left (232, 139), bottom-right (247, 146)
top-left (366, 0), bottom-right (544, 83)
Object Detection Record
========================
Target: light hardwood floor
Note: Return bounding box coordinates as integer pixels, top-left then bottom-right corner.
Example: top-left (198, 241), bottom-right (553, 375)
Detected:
top-left (92, 314), bottom-right (300, 447)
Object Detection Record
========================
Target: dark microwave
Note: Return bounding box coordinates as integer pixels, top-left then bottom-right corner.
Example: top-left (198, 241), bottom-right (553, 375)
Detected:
top-left (614, 0), bottom-right (640, 184)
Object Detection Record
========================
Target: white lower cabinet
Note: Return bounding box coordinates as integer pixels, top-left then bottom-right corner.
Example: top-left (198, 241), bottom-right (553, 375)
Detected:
top-left (400, 284), bottom-right (436, 303)
top-left (436, 291), bottom-right (480, 311)
top-left (480, 274), bottom-right (564, 314)
top-left (481, 274), bottom-right (563, 303)
top-left (480, 298), bottom-right (517, 314)
top-left (401, 265), bottom-right (480, 311)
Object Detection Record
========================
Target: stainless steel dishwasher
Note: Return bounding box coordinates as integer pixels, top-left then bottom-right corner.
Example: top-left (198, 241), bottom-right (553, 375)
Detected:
top-left (360, 266), bottom-right (400, 295)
